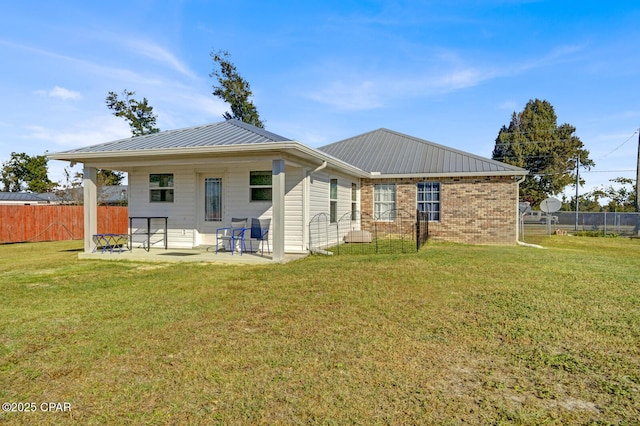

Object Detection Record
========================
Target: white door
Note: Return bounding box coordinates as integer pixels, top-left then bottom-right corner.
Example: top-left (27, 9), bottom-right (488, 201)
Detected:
top-left (198, 176), bottom-right (223, 245)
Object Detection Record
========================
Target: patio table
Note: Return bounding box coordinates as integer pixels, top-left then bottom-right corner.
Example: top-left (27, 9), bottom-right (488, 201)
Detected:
top-left (129, 216), bottom-right (168, 251)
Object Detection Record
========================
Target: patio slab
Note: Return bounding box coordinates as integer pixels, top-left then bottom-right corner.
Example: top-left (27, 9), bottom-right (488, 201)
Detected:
top-left (78, 247), bottom-right (306, 264)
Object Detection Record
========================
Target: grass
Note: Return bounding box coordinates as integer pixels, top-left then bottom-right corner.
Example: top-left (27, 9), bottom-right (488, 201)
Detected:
top-left (330, 237), bottom-right (419, 255)
top-left (1, 237), bottom-right (639, 425)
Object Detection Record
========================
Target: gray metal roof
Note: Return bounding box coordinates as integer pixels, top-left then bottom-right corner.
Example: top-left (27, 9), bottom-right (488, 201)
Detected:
top-left (54, 119), bottom-right (292, 155)
top-left (318, 128), bottom-right (527, 176)
top-left (0, 192), bottom-right (48, 202)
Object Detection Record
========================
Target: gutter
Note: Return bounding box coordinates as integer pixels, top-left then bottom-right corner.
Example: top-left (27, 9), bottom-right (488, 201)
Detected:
top-left (372, 170), bottom-right (528, 179)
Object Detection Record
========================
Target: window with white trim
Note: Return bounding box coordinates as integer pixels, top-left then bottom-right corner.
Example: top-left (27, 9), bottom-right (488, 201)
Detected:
top-left (149, 174), bottom-right (174, 202)
top-left (330, 178), bottom-right (338, 223)
top-left (374, 183), bottom-right (396, 221)
top-left (417, 182), bottom-right (440, 221)
top-left (250, 171), bottom-right (272, 201)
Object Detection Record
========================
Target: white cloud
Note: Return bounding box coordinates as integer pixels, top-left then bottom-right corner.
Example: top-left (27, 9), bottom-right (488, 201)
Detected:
top-left (308, 80), bottom-right (382, 111)
top-left (305, 41), bottom-right (588, 112)
top-left (24, 116), bottom-right (131, 149)
top-left (125, 39), bottom-right (197, 80)
top-left (429, 67), bottom-right (495, 91)
top-left (498, 100), bottom-right (518, 111)
top-left (306, 65), bottom-right (496, 111)
top-left (48, 86), bottom-right (82, 100)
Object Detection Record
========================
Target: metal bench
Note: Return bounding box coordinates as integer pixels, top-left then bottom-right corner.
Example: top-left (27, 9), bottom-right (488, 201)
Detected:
top-left (92, 233), bottom-right (129, 253)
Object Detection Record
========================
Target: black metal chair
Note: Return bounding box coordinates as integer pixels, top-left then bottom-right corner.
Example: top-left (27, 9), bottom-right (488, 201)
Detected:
top-left (250, 218), bottom-right (270, 256)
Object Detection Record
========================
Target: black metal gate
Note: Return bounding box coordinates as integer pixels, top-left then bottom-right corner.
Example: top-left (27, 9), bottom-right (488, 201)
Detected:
top-left (308, 209), bottom-right (428, 255)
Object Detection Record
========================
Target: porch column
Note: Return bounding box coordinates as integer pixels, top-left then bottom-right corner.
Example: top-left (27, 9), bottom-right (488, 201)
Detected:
top-left (272, 159), bottom-right (285, 261)
top-left (83, 166), bottom-right (97, 253)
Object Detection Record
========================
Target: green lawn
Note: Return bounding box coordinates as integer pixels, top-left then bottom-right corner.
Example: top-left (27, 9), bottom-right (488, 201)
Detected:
top-left (1, 237), bottom-right (639, 425)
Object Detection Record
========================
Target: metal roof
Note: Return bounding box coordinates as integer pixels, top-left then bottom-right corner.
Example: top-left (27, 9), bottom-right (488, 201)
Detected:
top-left (54, 119), bottom-right (292, 155)
top-left (318, 128), bottom-right (527, 176)
top-left (0, 192), bottom-right (48, 202)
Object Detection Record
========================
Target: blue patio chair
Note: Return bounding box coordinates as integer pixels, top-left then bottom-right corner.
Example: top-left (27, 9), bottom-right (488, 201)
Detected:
top-left (250, 218), bottom-right (270, 256)
top-left (216, 217), bottom-right (248, 255)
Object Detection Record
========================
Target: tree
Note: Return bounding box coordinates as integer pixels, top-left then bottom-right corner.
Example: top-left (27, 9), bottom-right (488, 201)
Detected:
top-left (54, 167), bottom-right (126, 205)
top-left (562, 194), bottom-right (605, 213)
top-left (103, 89), bottom-right (159, 197)
top-left (97, 169), bottom-right (124, 187)
top-left (1, 152), bottom-right (55, 193)
top-left (55, 167), bottom-right (83, 204)
top-left (492, 99), bottom-right (594, 206)
top-left (210, 50), bottom-right (264, 128)
top-left (106, 89), bottom-right (160, 137)
top-left (588, 177), bottom-right (636, 212)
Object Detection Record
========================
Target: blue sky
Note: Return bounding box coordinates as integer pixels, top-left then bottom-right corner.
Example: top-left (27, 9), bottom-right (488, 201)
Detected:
top-left (1, 0), bottom-right (639, 198)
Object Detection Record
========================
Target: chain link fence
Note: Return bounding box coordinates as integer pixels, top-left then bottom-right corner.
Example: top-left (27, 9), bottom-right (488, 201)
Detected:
top-left (522, 211), bottom-right (640, 237)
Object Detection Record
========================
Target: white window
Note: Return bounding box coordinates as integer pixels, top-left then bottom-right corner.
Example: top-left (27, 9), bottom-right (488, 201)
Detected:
top-left (204, 178), bottom-right (222, 222)
top-left (149, 174), bottom-right (174, 202)
top-left (250, 171), bottom-right (272, 201)
top-left (374, 183), bottom-right (396, 221)
top-left (330, 178), bottom-right (338, 223)
top-left (417, 182), bottom-right (440, 221)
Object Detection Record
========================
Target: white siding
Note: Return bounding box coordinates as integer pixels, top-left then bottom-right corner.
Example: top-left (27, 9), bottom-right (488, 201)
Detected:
top-left (307, 170), bottom-right (359, 250)
top-left (309, 172), bottom-right (329, 220)
top-left (129, 166), bottom-right (197, 249)
top-left (284, 166), bottom-right (304, 252)
top-left (128, 161), bottom-right (306, 252)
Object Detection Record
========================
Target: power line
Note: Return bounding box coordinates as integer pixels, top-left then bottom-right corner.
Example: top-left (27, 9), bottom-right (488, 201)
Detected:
top-left (529, 169), bottom-right (634, 177)
top-left (493, 138), bottom-right (582, 145)
top-left (580, 169), bottom-right (635, 173)
top-left (598, 130), bottom-right (638, 160)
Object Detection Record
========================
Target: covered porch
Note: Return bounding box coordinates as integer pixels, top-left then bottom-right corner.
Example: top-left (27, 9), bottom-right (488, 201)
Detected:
top-left (47, 120), bottom-right (368, 262)
top-left (81, 156), bottom-right (290, 261)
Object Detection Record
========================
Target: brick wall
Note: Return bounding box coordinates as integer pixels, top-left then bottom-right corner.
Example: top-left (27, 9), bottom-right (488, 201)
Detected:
top-left (361, 176), bottom-right (519, 245)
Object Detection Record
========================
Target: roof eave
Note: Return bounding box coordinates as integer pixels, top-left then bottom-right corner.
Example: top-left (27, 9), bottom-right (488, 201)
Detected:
top-left (48, 141), bottom-right (371, 178)
top-left (370, 170), bottom-right (529, 179)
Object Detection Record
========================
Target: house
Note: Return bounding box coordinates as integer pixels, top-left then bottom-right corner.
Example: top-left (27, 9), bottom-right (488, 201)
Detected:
top-left (50, 185), bottom-right (129, 205)
top-left (0, 192), bottom-right (51, 205)
top-left (318, 129), bottom-right (528, 244)
top-left (48, 120), bottom-right (527, 260)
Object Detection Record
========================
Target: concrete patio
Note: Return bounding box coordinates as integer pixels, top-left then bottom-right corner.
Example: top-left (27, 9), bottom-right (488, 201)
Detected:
top-left (78, 246), bottom-right (307, 264)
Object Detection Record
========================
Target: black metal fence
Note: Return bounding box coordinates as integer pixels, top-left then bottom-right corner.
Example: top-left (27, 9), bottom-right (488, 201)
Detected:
top-left (308, 209), bottom-right (429, 255)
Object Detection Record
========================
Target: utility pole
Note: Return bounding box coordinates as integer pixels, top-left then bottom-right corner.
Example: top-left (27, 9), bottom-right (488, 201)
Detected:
top-left (575, 156), bottom-right (579, 231)
top-left (636, 129), bottom-right (640, 212)
top-left (635, 129), bottom-right (640, 235)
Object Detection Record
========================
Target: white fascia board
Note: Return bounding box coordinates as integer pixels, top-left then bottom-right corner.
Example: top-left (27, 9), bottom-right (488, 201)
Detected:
top-left (370, 170), bottom-right (529, 179)
top-left (48, 140), bottom-right (370, 178)
top-left (47, 142), bottom-right (294, 160)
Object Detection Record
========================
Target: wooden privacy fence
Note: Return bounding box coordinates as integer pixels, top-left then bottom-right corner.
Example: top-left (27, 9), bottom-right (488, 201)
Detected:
top-left (0, 205), bottom-right (128, 244)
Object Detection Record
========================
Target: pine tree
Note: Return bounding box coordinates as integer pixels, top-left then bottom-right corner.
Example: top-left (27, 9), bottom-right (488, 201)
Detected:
top-left (106, 90), bottom-right (159, 137)
top-left (492, 99), bottom-right (593, 206)
top-left (210, 50), bottom-right (264, 128)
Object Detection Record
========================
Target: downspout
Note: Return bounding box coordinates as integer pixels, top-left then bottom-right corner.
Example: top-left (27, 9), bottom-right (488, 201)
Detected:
top-left (307, 161), bottom-right (328, 177)
top-left (515, 174), bottom-right (543, 248)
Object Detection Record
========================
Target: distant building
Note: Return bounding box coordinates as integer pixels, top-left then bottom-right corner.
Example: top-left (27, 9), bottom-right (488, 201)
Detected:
top-left (0, 192), bottom-right (51, 205)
